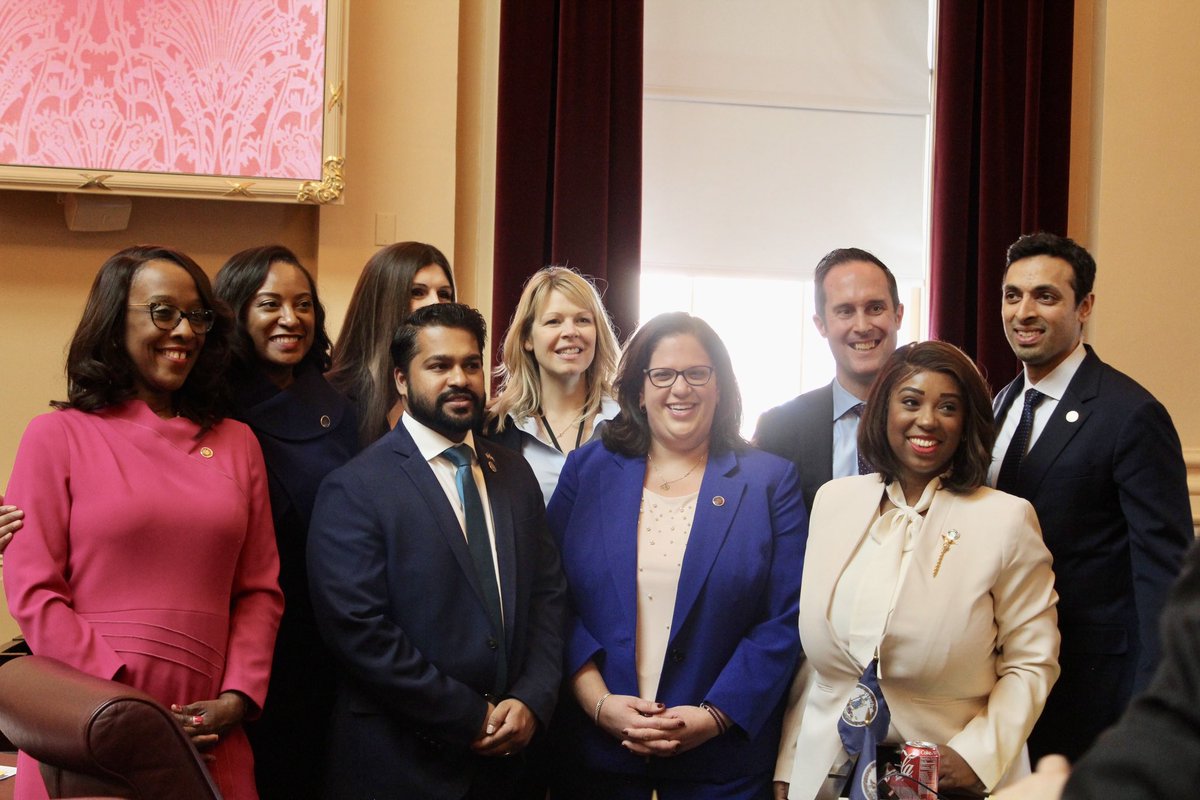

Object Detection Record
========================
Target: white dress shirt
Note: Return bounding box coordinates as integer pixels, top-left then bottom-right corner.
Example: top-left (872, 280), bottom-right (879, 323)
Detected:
top-left (402, 412), bottom-right (503, 606)
top-left (988, 341), bottom-right (1087, 487)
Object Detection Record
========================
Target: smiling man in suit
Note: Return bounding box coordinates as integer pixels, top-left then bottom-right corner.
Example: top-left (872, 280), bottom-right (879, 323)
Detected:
top-left (308, 302), bottom-right (566, 799)
top-left (991, 232), bottom-right (1192, 762)
top-left (755, 247), bottom-right (904, 512)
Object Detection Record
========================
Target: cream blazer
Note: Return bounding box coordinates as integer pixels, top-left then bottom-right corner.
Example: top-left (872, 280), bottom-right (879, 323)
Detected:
top-left (777, 475), bottom-right (1060, 799)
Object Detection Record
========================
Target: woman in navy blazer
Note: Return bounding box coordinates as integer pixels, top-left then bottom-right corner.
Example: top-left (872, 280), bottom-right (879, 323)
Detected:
top-left (546, 312), bottom-right (808, 800)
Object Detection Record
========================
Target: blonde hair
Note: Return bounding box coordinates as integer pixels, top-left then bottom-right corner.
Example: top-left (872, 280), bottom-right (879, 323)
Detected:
top-left (490, 267), bottom-right (620, 431)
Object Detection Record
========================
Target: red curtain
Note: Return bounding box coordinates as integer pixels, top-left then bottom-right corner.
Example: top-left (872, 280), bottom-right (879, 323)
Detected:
top-left (930, 0), bottom-right (1075, 391)
top-left (492, 1), bottom-right (644, 348)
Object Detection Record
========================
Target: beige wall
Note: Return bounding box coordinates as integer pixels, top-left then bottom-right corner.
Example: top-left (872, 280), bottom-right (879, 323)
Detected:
top-left (0, 0), bottom-right (499, 640)
top-left (1070, 1), bottom-right (1200, 524)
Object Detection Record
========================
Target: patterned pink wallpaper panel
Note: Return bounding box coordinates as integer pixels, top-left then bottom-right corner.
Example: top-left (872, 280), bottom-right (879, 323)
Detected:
top-left (0, 0), bottom-right (326, 179)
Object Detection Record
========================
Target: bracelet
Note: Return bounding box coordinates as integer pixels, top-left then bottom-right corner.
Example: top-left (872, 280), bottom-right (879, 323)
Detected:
top-left (593, 692), bottom-right (612, 726)
top-left (700, 701), bottom-right (728, 735)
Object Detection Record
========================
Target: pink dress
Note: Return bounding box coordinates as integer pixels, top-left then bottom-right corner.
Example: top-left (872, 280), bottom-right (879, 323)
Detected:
top-left (3, 400), bottom-right (284, 800)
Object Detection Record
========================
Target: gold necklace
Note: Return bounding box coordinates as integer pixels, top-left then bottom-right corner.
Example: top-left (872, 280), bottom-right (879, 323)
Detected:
top-left (648, 451), bottom-right (707, 490)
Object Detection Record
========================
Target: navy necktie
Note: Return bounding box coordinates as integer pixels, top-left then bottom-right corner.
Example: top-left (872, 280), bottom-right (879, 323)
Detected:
top-left (851, 403), bottom-right (872, 475)
top-left (443, 444), bottom-right (507, 694)
top-left (997, 388), bottom-right (1045, 492)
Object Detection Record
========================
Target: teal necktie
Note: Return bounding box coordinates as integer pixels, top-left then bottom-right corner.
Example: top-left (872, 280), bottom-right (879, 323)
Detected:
top-left (443, 444), bottom-right (507, 695)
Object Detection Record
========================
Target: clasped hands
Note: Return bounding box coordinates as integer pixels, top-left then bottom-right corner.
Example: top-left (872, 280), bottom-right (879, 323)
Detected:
top-left (171, 691), bottom-right (248, 757)
top-left (471, 697), bottom-right (537, 757)
top-left (596, 694), bottom-right (723, 757)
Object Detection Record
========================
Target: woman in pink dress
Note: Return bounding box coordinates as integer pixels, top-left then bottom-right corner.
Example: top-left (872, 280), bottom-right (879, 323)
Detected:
top-left (3, 245), bottom-right (284, 800)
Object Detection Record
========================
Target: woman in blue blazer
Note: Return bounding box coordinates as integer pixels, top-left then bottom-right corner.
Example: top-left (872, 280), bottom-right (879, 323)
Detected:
top-left (546, 312), bottom-right (808, 800)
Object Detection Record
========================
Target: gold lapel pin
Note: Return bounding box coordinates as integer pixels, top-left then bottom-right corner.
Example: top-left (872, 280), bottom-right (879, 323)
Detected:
top-left (200, 447), bottom-right (214, 459)
top-left (485, 453), bottom-right (497, 473)
top-left (932, 529), bottom-right (960, 578)
top-left (712, 496), bottom-right (725, 507)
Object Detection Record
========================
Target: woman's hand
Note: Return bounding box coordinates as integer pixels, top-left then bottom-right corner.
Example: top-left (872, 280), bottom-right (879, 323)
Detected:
top-left (171, 691), bottom-right (248, 751)
top-left (0, 496), bottom-right (24, 554)
top-left (622, 704), bottom-right (721, 756)
top-left (937, 743), bottom-right (985, 794)
top-left (597, 694), bottom-right (684, 753)
top-left (773, 781), bottom-right (790, 800)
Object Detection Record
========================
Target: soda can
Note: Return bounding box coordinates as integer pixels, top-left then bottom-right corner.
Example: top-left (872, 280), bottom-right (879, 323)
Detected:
top-left (899, 741), bottom-right (939, 800)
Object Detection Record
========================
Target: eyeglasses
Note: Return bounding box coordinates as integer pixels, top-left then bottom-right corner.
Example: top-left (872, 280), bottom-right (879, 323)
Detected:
top-left (643, 365), bottom-right (715, 388)
top-left (128, 303), bottom-right (215, 334)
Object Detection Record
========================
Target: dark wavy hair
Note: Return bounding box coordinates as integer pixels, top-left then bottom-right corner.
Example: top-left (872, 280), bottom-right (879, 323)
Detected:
top-left (214, 245), bottom-right (333, 381)
top-left (602, 312), bottom-right (745, 457)
top-left (52, 245), bottom-right (233, 433)
top-left (328, 241), bottom-right (455, 445)
top-left (1005, 231), bottom-right (1096, 306)
top-left (390, 302), bottom-right (487, 374)
top-left (858, 341), bottom-right (995, 493)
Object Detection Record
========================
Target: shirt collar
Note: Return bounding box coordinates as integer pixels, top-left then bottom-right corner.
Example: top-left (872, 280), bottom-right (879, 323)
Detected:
top-left (402, 411), bottom-right (478, 463)
top-left (515, 395), bottom-right (621, 437)
top-left (831, 378), bottom-right (865, 421)
top-left (1023, 340), bottom-right (1087, 401)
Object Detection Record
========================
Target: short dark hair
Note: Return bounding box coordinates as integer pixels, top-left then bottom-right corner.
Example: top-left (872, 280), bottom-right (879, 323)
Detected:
top-left (390, 302), bottom-right (488, 374)
top-left (53, 245), bottom-right (233, 433)
top-left (814, 247), bottom-right (900, 319)
top-left (214, 245), bottom-right (333, 378)
top-left (1005, 232), bottom-right (1096, 305)
top-left (602, 312), bottom-right (745, 457)
top-left (858, 341), bottom-right (996, 493)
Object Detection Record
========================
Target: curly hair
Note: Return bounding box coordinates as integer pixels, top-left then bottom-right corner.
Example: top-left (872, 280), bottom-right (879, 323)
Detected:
top-left (602, 312), bottom-right (745, 457)
top-left (857, 341), bottom-right (996, 493)
top-left (52, 245), bottom-right (233, 433)
top-left (214, 244), bottom-right (333, 381)
top-left (489, 267), bottom-right (620, 431)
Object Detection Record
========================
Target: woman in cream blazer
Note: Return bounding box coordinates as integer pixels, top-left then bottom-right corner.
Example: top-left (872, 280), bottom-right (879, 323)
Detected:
top-left (777, 342), bottom-right (1060, 799)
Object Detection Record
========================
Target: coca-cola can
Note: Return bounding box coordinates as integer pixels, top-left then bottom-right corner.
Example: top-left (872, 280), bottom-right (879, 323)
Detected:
top-left (899, 741), bottom-right (940, 800)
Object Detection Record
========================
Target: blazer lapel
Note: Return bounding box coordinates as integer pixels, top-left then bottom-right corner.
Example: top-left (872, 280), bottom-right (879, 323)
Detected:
top-left (802, 383), bottom-right (836, 486)
top-left (818, 477), bottom-right (885, 665)
top-left (600, 450), bottom-right (646, 637)
top-left (479, 443), bottom-right (519, 649)
top-left (888, 487), bottom-right (959, 616)
top-left (668, 450), bottom-right (742, 640)
top-left (993, 375), bottom-right (1022, 426)
top-left (392, 424), bottom-right (489, 611)
top-left (1016, 348), bottom-right (1101, 493)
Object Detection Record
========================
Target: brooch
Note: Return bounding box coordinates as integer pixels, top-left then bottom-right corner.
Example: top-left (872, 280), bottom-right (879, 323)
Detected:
top-left (932, 529), bottom-right (960, 578)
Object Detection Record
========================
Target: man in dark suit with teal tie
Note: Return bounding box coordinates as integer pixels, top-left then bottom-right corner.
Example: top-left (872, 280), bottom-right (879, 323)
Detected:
top-left (308, 303), bottom-right (566, 799)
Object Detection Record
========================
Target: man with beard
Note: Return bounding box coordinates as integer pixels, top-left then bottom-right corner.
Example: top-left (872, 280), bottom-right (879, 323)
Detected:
top-left (308, 303), bottom-right (567, 799)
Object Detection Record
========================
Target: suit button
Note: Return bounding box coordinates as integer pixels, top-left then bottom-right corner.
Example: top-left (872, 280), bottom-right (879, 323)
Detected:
top-left (487, 637), bottom-right (498, 651)
top-left (669, 648), bottom-right (683, 663)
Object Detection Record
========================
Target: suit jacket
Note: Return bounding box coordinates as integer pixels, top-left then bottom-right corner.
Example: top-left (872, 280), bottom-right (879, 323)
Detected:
top-left (993, 345), bottom-right (1192, 759)
top-left (780, 476), bottom-right (1060, 798)
top-left (307, 421), bottom-right (567, 799)
top-left (546, 442), bottom-right (807, 796)
top-left (1063, 539), bottom-right (1200, 799)
top-left (754, 383), bottom-right (834, 513)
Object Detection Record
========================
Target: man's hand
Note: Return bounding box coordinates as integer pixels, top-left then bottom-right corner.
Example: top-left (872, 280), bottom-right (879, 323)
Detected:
top-left (773, 781), bottom-right (789, 799)
top-left (990, 754), bottom-right (1071, 800)
top-left (471, 698), bottom-right (538, 757)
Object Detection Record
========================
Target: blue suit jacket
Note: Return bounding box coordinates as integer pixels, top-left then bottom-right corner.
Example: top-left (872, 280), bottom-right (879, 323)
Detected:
top-left (546, 441), bottom-right (807, 793)
top-left (994, 345), bottom-right (1192, 760)
top-left (307, 421), bottom-right (567, 799)
top-left (753, 382), bottom-right (834, 514)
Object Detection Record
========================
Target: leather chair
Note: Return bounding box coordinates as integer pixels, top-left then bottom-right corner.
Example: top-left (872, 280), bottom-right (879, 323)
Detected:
top-left (0, 656), bottom-right (222, 799)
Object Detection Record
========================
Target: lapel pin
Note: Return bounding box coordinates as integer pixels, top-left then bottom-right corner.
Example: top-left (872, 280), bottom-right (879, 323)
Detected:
top-left (1065, 410), bottom-right (1079, 423)
top-left (320, 414), bottom-right (331, 428)
top-left (485, 453), bottom-right (497, 473)
top-left (932, 529), bottom-right (960, 578)
top-left (200, 446), bottom-right (214, 459)
top-left (712, 496), bottom-right (725, 507)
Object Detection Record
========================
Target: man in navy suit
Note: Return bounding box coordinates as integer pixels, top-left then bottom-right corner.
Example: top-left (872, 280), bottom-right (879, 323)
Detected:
top-left (991, 232), bottom-right (1192, 761)
top-left (754, 247), bottom-right (904, 511)
top-left (308, 303), bottom-right (566, 799)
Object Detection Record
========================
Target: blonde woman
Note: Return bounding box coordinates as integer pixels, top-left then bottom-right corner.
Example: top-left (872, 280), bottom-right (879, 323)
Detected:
top-left (487, 267), bottom-right (621, 503)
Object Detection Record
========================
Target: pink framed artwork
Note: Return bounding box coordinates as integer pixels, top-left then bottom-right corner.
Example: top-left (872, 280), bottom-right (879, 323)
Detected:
top-left (0, 0), bottom-right (347, 203)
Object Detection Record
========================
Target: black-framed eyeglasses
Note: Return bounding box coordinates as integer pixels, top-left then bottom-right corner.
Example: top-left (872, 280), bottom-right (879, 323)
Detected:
top-left (128, 303), bottom-right (215, 334)
top-left (644, 365), bottom-right (715, 388)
